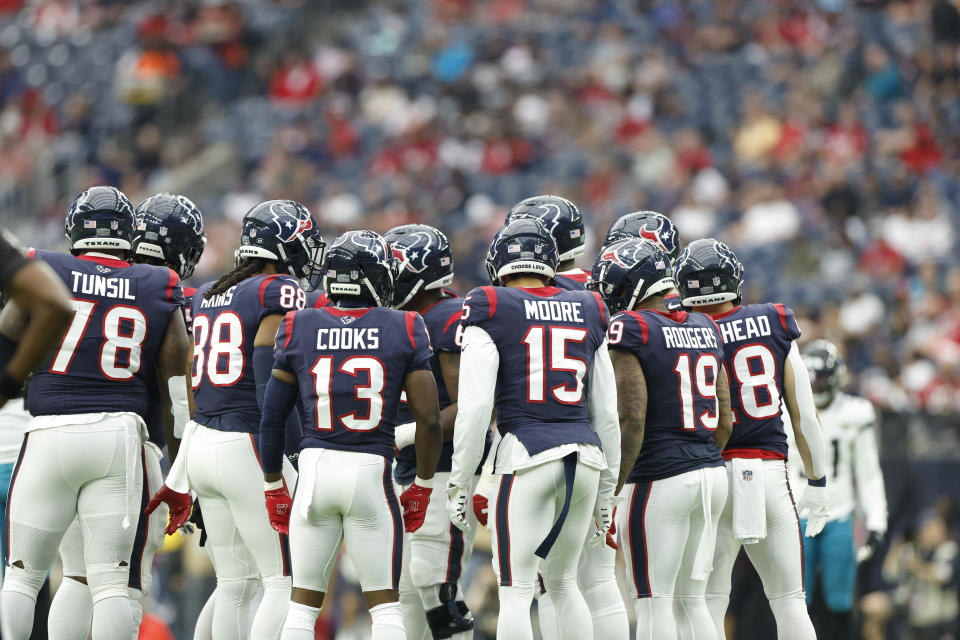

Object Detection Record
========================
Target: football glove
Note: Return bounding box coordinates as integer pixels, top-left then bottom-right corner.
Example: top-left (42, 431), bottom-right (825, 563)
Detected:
top-left (798, 483), bottom-right (829, 537)
top-left (588, 495), bottom-right (622, 549)
top-left (399, 482), bottom-right (432, 533)
top-left (264, 484), bottom-right (293, 535)
top-left (473, 494), bottom-right (489, 527)
top-left (447, 482), bottom-right (471, 533)
top-left (146, 484), bottom-right (192, 535)
top-left (857, 530), bottom-right (885, 563)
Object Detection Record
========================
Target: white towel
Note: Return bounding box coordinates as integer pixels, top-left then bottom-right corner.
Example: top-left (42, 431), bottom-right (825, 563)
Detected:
top-left (731, 458), bottom-right (766, 543)
top-left (691, 467), bottom-right (717, 580)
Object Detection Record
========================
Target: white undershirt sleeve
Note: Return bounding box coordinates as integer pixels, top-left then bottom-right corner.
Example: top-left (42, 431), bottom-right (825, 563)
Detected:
top-left (587, 339), bottom-right (620, 500)
top-left (786, 340), bottom-right (826, 479)
top-left (854, 417), bottom-right (888, 533)
top-left (449, 326), bottom-right (499, 490)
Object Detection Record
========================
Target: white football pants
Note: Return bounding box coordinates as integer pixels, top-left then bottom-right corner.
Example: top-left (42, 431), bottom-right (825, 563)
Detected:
top-left (620, 466), bottom-right (727, 640)
top-left (704, 459), bottom-right (815, 640)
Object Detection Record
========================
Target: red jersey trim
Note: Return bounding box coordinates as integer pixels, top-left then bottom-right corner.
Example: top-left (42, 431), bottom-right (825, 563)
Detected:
top-left (708, 305), bottom-right (741, 320)
top-left (76, 254), bottom-right (130, 269)
top-left (590, 291), bottom-right (606, 323)
top-left (322, 305), bottom-right (373, 319)
top-left (183, 286), bottom-right (198, 298)
top-left (282, 311), bottom-right (296, 350)
top-left (518, 286), bottom-right (562, 298)
top-left (165, 268), bottom-right (179, 302)
top-left (773, 303), bottom-right (789, 333)
top-left (652, 309), bottom-right (688, 323)
top-left (625, 311), bottom-right (648, 345)
top-left (722, 448), bottom-right (786, 461)
top-left (443, 309), bottom-right (464, 336)
top-left (405, 312), bottom-right (417, 348)
top-left (482, 286), bottom-right (497, 318)
top-left (312, 292), bottom-right (330, 308)
top-left (559, 270), bottom-right (589, 283)
top-left (258, 274), bottom-right (281, 306)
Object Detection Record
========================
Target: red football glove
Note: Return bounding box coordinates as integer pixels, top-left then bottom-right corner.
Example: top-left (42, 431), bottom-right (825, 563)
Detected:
top-left (400, 483), bottom-right (432, 533)
top-left (605, 507), bottom-right (618, 550)
top-left (146, 485), bottom-right (192, 535)
top-left (265, 486), bottom-right (293, 535)
top-left (473, 494), bottom-right (489, 527)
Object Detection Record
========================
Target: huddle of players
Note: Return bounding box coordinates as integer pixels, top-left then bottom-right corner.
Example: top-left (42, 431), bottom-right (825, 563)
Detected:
top-left (0, 183), bottom-right (846, 640)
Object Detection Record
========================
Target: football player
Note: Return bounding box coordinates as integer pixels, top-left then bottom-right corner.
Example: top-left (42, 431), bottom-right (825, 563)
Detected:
top-left (591, 238), bottom-right (731, 640)
top-left (47, 193), bottom-right (206, 639)
top-left (0, 187), bottom-right (191, 640)
top-left (0, 231), bottom-right (72, 409)
top-left (257, 230), bottom-right (442, 640)
top-left (603, 210), bottom-right (684, 310)
top-left (675, 239), bottom-right (828, 640)
top-left (503, 198), bottom-right (628, 639)
top-left (385, 224), bottom-right (481, 640)
top-left (149, 199), bottom-right (324, 639)
top-left (787, 340), bottom-right (887, 640)
top-left (447, 218), bottom-right (621, 640)
top-left (505, 195), bottom-right (589, 289)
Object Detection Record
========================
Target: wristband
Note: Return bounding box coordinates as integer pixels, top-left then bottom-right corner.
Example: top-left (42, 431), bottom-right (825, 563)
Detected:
top-left (414, 476), bottom-right (434, 489)
top-left (807, 476), bottom-right (827, 488)
top-left (264, 479), bottom-right (284, 491)
top-left (0, 371), bottom-right (23, 399)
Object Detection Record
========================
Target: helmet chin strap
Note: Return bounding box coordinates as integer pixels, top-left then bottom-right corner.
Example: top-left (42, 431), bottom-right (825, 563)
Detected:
top-left (393, 279), bottom-right (423, 309)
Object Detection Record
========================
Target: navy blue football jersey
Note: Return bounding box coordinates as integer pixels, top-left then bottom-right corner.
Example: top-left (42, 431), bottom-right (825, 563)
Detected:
top-left (191, 274), bottom-right (306, 433)
top-left (394, 294), bottom-right (462, 484)
top-left (272, 305), bottom-right (433, 459)
top-left (461, 286), bottom-right (607, 455)
top-left (709, 303), bottom-right (801, 459)
top-left (555, 269), bottom-right (589, 291)
top-left (306, 290), bottom-right (330, 308)
top-left (27, 251), bottom-right (184, 419)
top-left (608, 309), bottom-right (725, 483)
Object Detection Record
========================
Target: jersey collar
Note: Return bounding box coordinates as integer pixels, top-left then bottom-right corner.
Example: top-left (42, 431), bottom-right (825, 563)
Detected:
top-left (708, 305), bottom-right (741, 320)
top-left (76, 252), bottom-right (131, 269)
top-left (323, 305), bottom-right (374, 319)
top-left (651, 309), bottom-right (688, 322)
top-left (519, 286), bottom-right (562, 297)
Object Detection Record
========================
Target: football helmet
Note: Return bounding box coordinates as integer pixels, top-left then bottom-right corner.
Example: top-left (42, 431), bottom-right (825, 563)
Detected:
top-left (505, 195), bottom-right (585, 261)
top-left (588, 239), bottom-right (675, 313)
top-left (604, 211), bottom-right (680, 262)
top-left (384, 223), bottom-right (454, 309)
top-left (674, 238), bottom-right (743, 307)
top-left (803, 339), bottom-right (845, 409)
top-left (66, 186), bottom-right (136, 253)
top-left (485, 218), bottom-right (559, 286)
top-left (132, 193), bottom-right (207, 279)
top-left (321, 230), bottom-right (397, 307)
top-left (236, 200), bottom-right (325, 291)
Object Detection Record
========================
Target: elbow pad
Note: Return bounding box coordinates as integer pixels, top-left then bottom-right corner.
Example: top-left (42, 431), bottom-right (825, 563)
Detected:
top-left (259, 375), bottom-right (298, 475)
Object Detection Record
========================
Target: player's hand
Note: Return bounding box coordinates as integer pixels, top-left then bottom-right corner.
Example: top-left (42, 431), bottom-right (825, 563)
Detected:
top-left (264, 485), bottom-right (293, 535)
top-left (473, 494), bottom-right (489, 527)
top-left (798, 483), bottom-right (829, 537)
top-left (589, 495), bottom-right (622, 548)
top-left (857, 530), bottom-right (885, 563)
top-left (146, 484), bottom-right (192, 535)
top-left (400, 483), bottom-right (433, 533)
top-left (447, 482), bottom-right (471, 533)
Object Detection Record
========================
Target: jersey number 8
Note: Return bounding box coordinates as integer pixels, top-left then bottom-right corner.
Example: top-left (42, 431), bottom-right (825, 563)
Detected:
top-left (51, 299), bottom-right (147, 381)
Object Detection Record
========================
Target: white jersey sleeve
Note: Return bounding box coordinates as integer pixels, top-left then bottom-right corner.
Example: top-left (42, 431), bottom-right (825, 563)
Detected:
top-left (587, 339), bottom-right (620, 501)
top-left (449, 325), bottom-right (499, 490)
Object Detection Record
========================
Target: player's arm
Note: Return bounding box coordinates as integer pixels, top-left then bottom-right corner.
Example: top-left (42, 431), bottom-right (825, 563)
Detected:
top-left (259, 367), bottom-right (297, 534)
top-left (853, 406), bottom-right (888, 537)
top-left (438, 350), bottom-right (460, 440)
top-left (587, 340), bottom-right (621, 500)
top-left (609, 348), bottom-right (647, 494)
top-left (449, 326), bottom-right (498, 489)
top-left (0, 259), bottom-right (73, 405)
top-left (154, 311), bottom-right (193, 462)
top-left (714, 365), bottom-right (733, 450)
top-left (404, 368), bottom-right (442, 481)
top-left (783, 340), bottom-right (829, 536)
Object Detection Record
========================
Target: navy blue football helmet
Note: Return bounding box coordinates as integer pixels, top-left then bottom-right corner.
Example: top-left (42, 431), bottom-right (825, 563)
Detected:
top-left (65, 186), bottom-right (136, 254)
top-left (505, 195), bottom-right (585, 262)
top-left (384, 224), bottom-right (454, 309)
top-left (132, 193), bottom-right (206, 279)
top-left (322, 230), bottom-right (397, 307)
top-left (803, 339), bottom-right (846, 409)
top-left (236, 199), bottom-right (325, 291)
top-left (674, 238), bottom-right (744, 307)
top-left (604, 211), bottom-right (680, 262)
top-left (588, 239), bottom-right (675, 313)
top-left (485, 218), bottom-right (559, 286)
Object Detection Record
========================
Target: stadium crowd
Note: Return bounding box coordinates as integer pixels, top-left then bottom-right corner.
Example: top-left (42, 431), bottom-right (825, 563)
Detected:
top-left (2, 0), bottom-right (960, 638)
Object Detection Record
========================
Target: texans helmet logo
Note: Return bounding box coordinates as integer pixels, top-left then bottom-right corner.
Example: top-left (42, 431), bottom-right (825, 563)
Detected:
top-left (389, 229), bottom-right (435, 273)
top-left (714, 240), bottom-right (743, 277)
top-left (600, 247), bottom-right (629, 267)
top-left (639, 226), bottom-right (662, 246)
top-left (262, 201), bottom-right (313, 243)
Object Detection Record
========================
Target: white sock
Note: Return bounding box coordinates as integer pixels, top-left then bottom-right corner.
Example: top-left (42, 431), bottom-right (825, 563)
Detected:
top-left (48, 577), bottom-right (93, 640)
top-left (251, 575), bottom-right (291, 639)
top-left (281, 601), bottom-right (319, 640)
top-left (92, 594), bottom-right (135, 640)
top-left (370, 601), bottom-right (406, 640)
top-left (1, 589), bottom-right (37, 640)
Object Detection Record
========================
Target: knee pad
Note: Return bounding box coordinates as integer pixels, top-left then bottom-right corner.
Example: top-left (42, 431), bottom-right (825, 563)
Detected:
top-left (86, 563), bottom-right (130, 604)
top-left (216, 577), bottom-right (260, 606)
top-left (2, 563), bottom-right (46, 599)
top-left (424, 583), bottom-right (474, 639)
